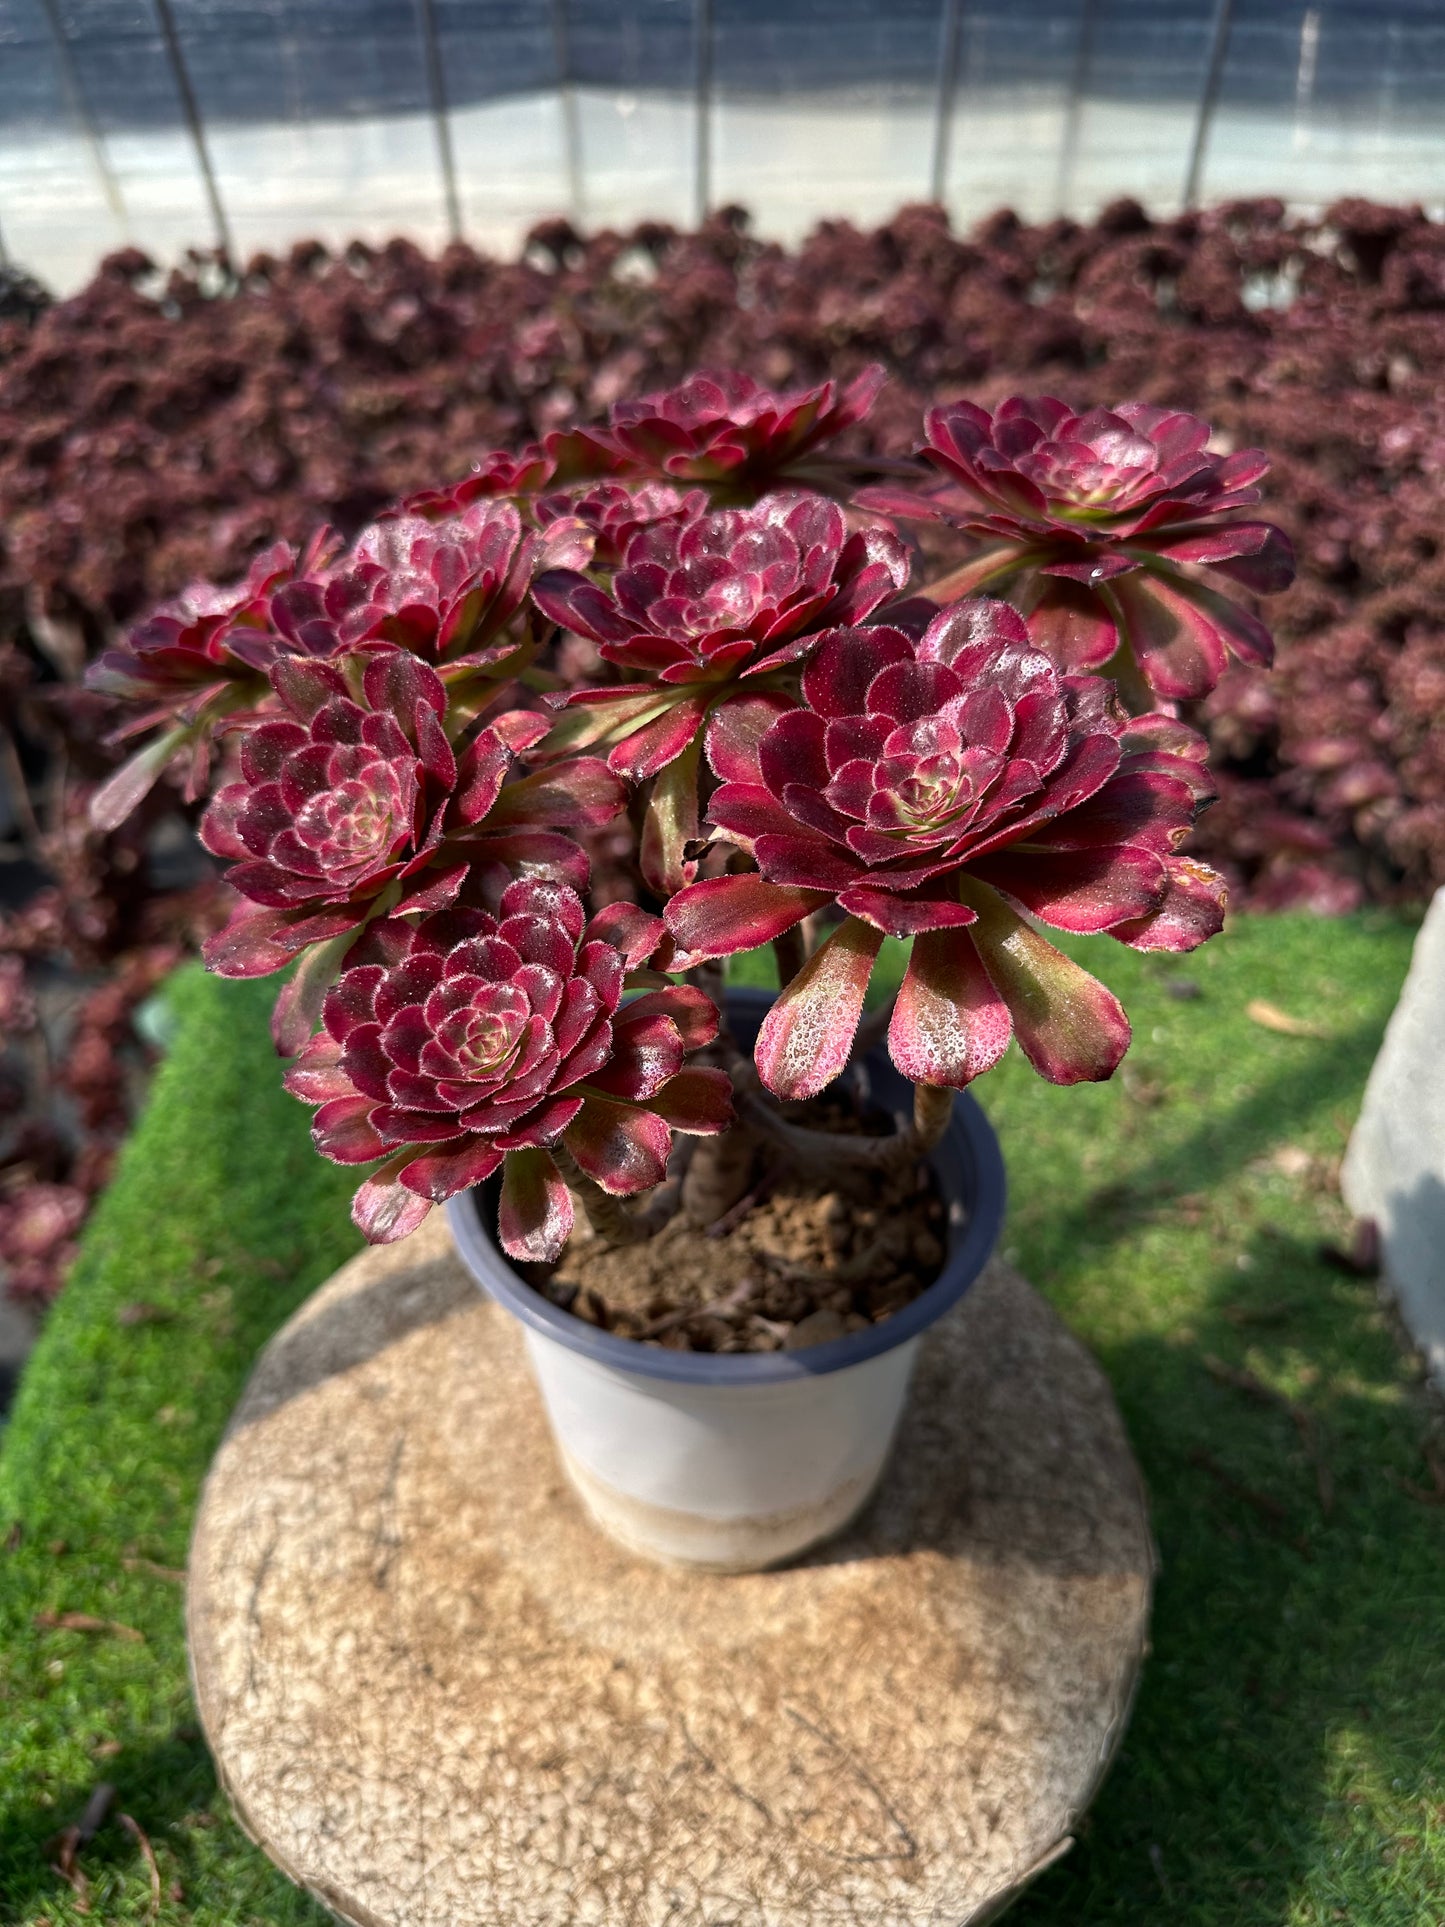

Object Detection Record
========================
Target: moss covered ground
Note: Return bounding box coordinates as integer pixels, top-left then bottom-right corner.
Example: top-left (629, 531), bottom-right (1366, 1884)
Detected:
top-left (1, 911), bottom-right (1441, 1925)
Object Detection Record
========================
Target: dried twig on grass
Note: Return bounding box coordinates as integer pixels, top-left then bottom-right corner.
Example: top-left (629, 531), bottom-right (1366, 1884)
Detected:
top-left (1388, 1443), bottom-right (1445, 1506)
top-left (34, 1610), bottom-right (145, 1641)
top-left (117, 1813), bottom-right (163, 1923)
top-left (121, 1555), bottom-right (186, 1584)
top-left (1187, 1446), bottom-right (1312, 1557)
top-left (1203, 1355), bottom-right (1334, 1518)
top-left (1245, 999), bottom-right (1329, 1039)
top-left (47, 1783), bottom-right (115, 1912)
top-left (1221, 1301), bottom-right (1299, 1328)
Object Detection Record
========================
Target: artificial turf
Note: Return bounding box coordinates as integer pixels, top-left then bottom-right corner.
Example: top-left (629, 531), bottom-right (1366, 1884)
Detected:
top-left (0, 911), bottom-right (1441, 1925)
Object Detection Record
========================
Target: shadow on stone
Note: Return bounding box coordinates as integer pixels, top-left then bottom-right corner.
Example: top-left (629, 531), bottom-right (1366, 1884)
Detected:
top-left (228, 1224), bottom-right (475, 1435)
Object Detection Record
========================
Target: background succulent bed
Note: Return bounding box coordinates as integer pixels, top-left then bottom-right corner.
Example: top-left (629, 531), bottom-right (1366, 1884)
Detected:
top-left (2, 191), bottom-right (1436, 1303)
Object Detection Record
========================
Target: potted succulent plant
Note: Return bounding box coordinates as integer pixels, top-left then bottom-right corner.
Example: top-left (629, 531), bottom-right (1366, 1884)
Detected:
top-left (92, 369), bottom-right (1291, 1570)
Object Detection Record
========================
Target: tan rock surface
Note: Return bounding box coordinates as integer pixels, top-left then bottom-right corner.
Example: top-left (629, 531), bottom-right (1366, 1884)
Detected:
top-left (188, 1215), bottom-right (1153, 1926)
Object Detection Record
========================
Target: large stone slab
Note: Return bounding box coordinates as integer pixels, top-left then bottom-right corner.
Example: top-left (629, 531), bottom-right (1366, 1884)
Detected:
top-left (188, 1215), bottom-right (1153, 1927)
top-left (1342, 887), bottom-right (1445, 1386)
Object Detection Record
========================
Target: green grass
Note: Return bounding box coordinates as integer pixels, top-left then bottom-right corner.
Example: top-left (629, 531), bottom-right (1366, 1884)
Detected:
top-left (2, 913), bottom-right (1442, 1925)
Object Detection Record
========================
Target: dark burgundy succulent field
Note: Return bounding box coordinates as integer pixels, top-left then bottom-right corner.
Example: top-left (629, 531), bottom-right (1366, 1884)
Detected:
top-left (1, 193), bottom-right (1442, 1302)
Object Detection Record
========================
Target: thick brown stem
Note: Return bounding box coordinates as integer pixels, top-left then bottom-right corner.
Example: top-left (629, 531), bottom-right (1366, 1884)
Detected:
top-left (680, 1119), bottom-right (758, 1226)
top-left (771, 925), bottom-right (806, 987)
top-left (672, 969), bottom-right (759, 1224)
top-left (736, 1076), bottom-right (954, 1181)
top-left (912, 1083), bottom-right (956, 1151)
top-left (551, 1145), bottom-right (654, 1247)
top-left (632, 1136), bottom-right (696, 1236)
top-left (737, 1093), bottom-right (909, 1175)
top-left (684, 957), bottom-right (727, 1016)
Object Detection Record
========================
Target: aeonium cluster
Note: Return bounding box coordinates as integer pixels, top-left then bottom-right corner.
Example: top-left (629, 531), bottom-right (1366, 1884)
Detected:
top-left (89, 368), bottom-right (1293, 1262)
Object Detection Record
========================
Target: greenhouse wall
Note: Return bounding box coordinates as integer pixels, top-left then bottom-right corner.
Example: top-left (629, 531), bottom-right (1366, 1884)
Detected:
top-left (1, 0), bottom-right (1443, 290)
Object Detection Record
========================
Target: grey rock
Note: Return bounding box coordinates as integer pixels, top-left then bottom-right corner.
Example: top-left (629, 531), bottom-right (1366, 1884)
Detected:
top-left (1342, 887), bottom-right (1445, 1387)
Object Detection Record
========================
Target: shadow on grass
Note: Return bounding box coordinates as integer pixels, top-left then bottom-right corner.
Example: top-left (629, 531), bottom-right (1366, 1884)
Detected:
top-left (0, 1730), bottom-right (329, 1925)
top-left (1007, 1220), bottom-right (1443, 1926)
top-left (1024, 1014), bottom-right (1387, 1271)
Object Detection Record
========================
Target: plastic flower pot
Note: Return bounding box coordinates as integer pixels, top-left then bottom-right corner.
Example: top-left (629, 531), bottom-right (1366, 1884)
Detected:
top-left (445, 987), bottom-right (1006, 1572)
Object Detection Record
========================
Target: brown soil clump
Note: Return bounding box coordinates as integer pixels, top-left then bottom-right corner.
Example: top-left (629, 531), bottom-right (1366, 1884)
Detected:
top-left (538, 1139), bottom-right (946, 1355)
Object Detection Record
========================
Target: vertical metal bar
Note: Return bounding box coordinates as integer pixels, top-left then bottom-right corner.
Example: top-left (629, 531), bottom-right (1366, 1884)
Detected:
top-left (152, 0), bottom-right (233, 257)
top-left (1054, 0), bottom-right (1098, 216)
top-left (276, 0), bottom-right (305, 124)
top-left (1377, 19), bottom-right (1402, 136)
top-left (1182, 0), bottom-right (1235, 209)
top-left (551, 0), bottom-right (584, 220)
top-left (695, 0), bottom-right (713, 223)
top-left (39, 0), bottom-right (128, 227)
top-left (929, 0), bottom-right (964, 207)
top-left (418, 0), bottom-right (462, 241)
top-left (1292, 6), bottom-right (1320, 153)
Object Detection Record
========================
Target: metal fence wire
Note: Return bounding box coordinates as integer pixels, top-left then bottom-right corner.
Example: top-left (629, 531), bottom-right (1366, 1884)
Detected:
top-left (1, 0), bottom-right (1442, 289)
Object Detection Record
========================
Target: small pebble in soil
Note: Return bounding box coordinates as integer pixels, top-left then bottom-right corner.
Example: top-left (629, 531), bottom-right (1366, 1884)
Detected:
top-left (785, 1309), bottom-right (848, 1349)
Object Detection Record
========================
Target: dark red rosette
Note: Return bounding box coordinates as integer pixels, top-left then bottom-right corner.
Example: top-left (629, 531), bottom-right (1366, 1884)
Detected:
top-left (390, 425), bottom-right (623, 521)
top-left (392, 447), bottom-right (558, 521)
top-left (666, 598), bottom-right (1224, 1098)
top-left (601, 364), bottom-right (887, 494)
top-left (533, 493), bottom-right (909, 891)
top-left (85, 529), bottom-right (341, 828)
top-left (859, 395), bottom-right (1294, 701)
top-left (199, 650), bottom-right (623, 1051)
top-left (269, 501), bottom-right (592, 678)
top-left (535, 493), bottom-right (907, 731)
top-left (284, 882), bottom-right (733, 1252)
top-left (535, 479), bottom-right (707, 569)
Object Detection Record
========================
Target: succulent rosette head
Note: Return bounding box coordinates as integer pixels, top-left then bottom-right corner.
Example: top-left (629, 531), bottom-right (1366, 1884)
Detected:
top-left (602, 364), bottom-right (888, 495)
top-left (84, 530), bottom-right (341, 830)
top-left (269, 501), bottom-right (593, 681)
top-left (394, 446), bottom-right (558, 521)
top-left (393, 426), bottom-right (623, 521)
top-left (534, 493), bottom-right (909, 771)
top-left (535, 479), bottom-right (708, 569)
top-left (283, 881), bottom-right (734, 1253)
top-left (859, 396), bottom-right (1294, 702)
top-left (533, 493), bottom-right (909, 891)
top-left (199, 649), bottom-right (624, 1051)
top-left (665, 598), bottom-right (1225, 1100)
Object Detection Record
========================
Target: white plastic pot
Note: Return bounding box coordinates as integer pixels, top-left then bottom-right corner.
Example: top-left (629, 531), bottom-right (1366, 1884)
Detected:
top-left (445, 989), bottom-right (1005, 1572)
